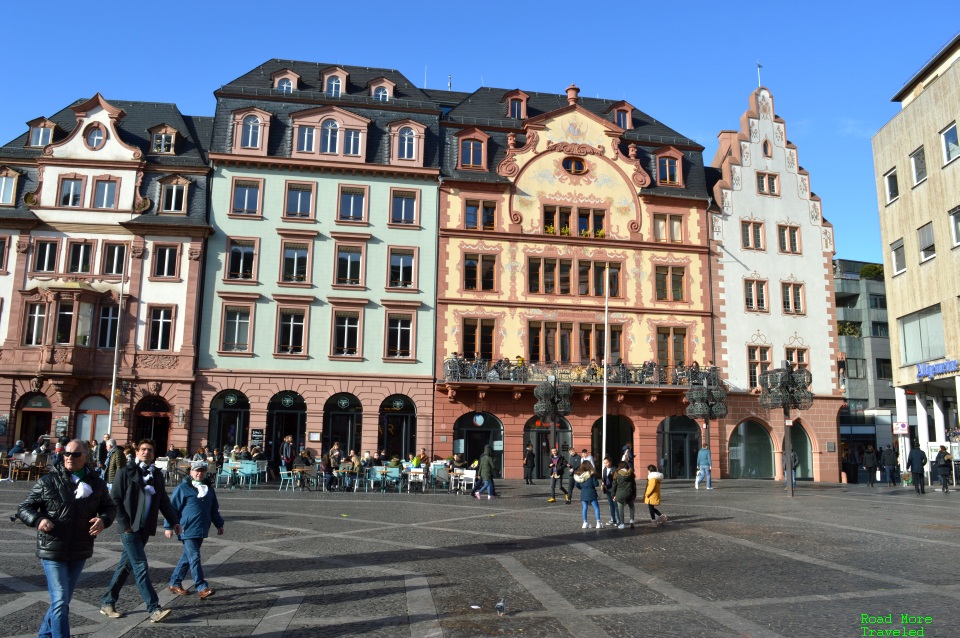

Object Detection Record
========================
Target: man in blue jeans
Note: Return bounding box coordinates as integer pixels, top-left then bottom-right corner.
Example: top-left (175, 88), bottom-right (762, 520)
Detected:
top-left (165, 461), bottom-right (225, 599)
top-left (18, 439), bottom-right (116, 638)
top-left (100, 439), bottom-right (181, 623)
top-left (694, 442), bottom-right (713, 489)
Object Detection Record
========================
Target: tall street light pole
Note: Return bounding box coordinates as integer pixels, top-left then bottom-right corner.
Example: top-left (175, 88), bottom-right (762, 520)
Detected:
top-left (685, 367), bottom-right (727, 452)
top-left (759, 361), bottom-right (813, 497)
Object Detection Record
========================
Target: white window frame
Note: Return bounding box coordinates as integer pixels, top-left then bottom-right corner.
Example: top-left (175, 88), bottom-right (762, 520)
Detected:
top-left (891, 239), bottom-right (906, 275)
top-left (386, 314), bottom-right (413, 358)
top-left (950, 207), bottom-right (960, 247)
top-left (93, 180), bottom-right (117, 209)
top-left (297, 125), bottom-right (315, 153)
top-left (59, 179), bottom-right (83, 207)
top-left (344, 129), bottom-right (362, 156)
top-left (942, 123), bottom-right (959, 165)
top-left (97, 306), bottom-right (119, 348)
top-left (223, 307), bottom-right (251, 352)
top-left (30, 127), bottom-right (52, 147)
top-left (333, 311), bottom-right (360, 356)
top-left (153, 245), bottom-right (178, 278)
top-left (910, 147), bottom-right (927, 185)
top-left (336, 246), bottom-right (363, 285)
top-left (25, 303), bottom-right (46, 346)
top-left (374, 87), bottom-right (389, 102)
top-left (884, 168), bottom-right (899, 203)
top-left (0, 175), bottom-right (15, 205)
top-left (278, 78), bottom-right (293, 93)
top-left (103, 244), bottom-right (126, 276)
top-left (68, 243), bottom-right (92, 274)
top-left (398, 127), bottom-right (415, 160)
top-left (321, 120), bottom-right (339, 154)
top-left (389, 249), bottom-right (415, 288)
top-left (241, 116), bottom-right (260, 149)
top-left (161, 183), bottom-right (186, 212)
top-left (918, 222), bottom-right (935, 261)
top-left (152, 133), bottom-right (174, 153)
top-left (277, 308), bottom-right (305, 354)
top-left (326, 77), bottom-right (342, 97)
top-left (149, 307), bottom-right (173, 350)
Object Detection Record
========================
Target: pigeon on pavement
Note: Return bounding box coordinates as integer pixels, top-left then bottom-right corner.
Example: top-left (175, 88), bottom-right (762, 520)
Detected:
top-left (495, 598), bottom-right (505, 617)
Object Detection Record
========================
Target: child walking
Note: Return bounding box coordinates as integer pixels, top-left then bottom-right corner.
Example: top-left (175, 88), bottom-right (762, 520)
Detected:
top-left (612, 462), bottom-right (636, 529)
top-left (573, 461), bottom-right (604, 529)
top-left (643, 464), bottom-right (667, 527)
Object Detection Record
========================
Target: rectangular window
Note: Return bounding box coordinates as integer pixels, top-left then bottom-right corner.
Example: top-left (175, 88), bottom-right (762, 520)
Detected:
top-left (387, 314), bottom-right (413, 358)
top-left (152, 133), bottom-right (174, 153)
top-left (527, 258), bottom-right (573, 295)
top-left (161, 184), bottom-right (185, 212)
top-left (55, 301), bottom-right (73, 344)
top-left (756, 172), bottom-right (778, 195)
top-left (93, 180), bottom-right (117, 209)
top-left (785, 347), bottom-right (808, 370)
top-left (510, 99), bottom-right (523, 119)
top-left (543, 205), bottom-right (572, 235)
top-left (297, 126), bottom-right (315, 153)
top-left (527, 321), bottom-right (573, 363)
top-left (745, 279), bottom-right (767, 311)
top-left (876, 358), bottom-right (893, 379)
top-left (615, 110), bottom-right (627, 128)
top-left (910, 147), bottom-right (927, 184)
top-left (30, 127), bottom-right (52, 147)
top-left (654, 214), bottom-right (682, 243)
top-left (741, 221), bottom-right (763, 249)
top-left (462, 318), bottom-right (494, 360)
top-left (576, 208), bottom-right (605, 237)
top-left (781, 282), bottom-right (804, 314)
top-left (0, 236), bottom-right (6, 271)
top-left (333, 311), bottom-right (359, 356)
top-left (899, 304), bottom-right (945, 365)
top-left (97, 306), bottom-right (119, 348)
top-left (748, 346), bottom-right (771, 388)
top-left (278, 309), bottom-right (305, 354)
top-left (336, 246), bottom-right (362, 285)
top-left (285, 184), bottom-right (313, 218)
top-left (460, 139), bottom-right (483, 168)
top-left (222, 307), bottom-right (251, 352)
top-left (339, 188), bottom-right (365, 221)
top-left (34, 241), bottom-right (58, 272)
top-left (942, 123), bottom-right (959, 164)
top-left (464, 253), bottom-right (496, 291)
top-left (344, 129), bottom-right (362, 156)
top-left (777, 225), bottom-right (801, 254)
top-left (891, 239), bottom-right (905, 274)
top-left (68, 243), bottom-right (92, 273)
top-left (871, 322), bottom-right (889, 338)
top-left (282, 244), bottom-right (309, 282)
top-left (59, 179), bottom-right (83, 207)
top-left (153, 245), bottom-right (178, 278)
top-left (227, 240), bottom-right (256, 280)
top-left (952, 207), bottom-right (960, 247)
top-left (149, 307), bottom-right (173, 350)
top-left (232, 181), bottom-right (260, 215)
top-left (656, 327), bottom-right (686, 370)
top-left (658, 157), bottom-right (679, 185)
top-left (845, 358), bottom-right (866, 379)
top-left (0, 175), bottom-right (15, 205)
top-left (25, 303), bottom-right (46, 346)
top-left (655, 266), bottom-right (684, 301)
top-left (391, 191), bottom-right (417, 224)
top-left (918, 222), bottom-right (935, 261)
top-left (868, 294), bottom-right (887, 309)
top-left (465, 200), bottom-right (496, 230)
top-left (389, 249), bottom-right (415, 288)
top-left (884, 169), bottom-right (899, 203)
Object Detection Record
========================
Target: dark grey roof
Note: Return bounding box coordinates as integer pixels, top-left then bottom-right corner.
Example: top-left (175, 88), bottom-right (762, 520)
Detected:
top-left (421, 89), bottom-right (473, 108)
top-left (437, 87), bottom-right (709, 200)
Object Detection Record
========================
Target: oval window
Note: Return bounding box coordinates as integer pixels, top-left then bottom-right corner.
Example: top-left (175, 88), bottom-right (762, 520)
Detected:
top-left (85, 124), bottom-right (106, 150)
top-left (562, 157), bottom-right (586, 175)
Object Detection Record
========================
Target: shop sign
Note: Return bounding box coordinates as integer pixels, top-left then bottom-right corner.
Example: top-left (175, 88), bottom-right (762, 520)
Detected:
top-left (55, 417), bottom-right (69, 437)
top-left (916, 359), bottom-right (959, 381)
top-left (493, 440), bottom-right (503, 451)
top-left (250, 428), bottom-right (264, 449)
top-left (893, 422), bottom-right (909, 434)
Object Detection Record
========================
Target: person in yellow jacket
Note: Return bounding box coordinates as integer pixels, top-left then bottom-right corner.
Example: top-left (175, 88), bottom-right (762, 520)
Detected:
top-left (643, 464), bottom-right (667, 528)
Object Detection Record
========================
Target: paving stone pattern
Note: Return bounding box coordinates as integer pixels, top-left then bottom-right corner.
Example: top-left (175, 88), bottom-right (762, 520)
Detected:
top-left (2, 479), bottom-right (959, 637)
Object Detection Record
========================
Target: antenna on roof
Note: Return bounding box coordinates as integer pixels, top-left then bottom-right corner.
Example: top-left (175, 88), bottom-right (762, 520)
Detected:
top-left (448, 75), bottom-right (452, 91)
top-left (481, 75), bottom-right (484, 87)
top-left (424, 65), bottom-right (427, 89)
top-left (757, 60), bottom-right (763, 87)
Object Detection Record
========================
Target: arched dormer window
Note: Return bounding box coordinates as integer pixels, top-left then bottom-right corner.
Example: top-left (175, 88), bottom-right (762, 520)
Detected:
top-left (326, 77), bottom-right (342, 97)
top-left (278, 78), bottom-right (293, 93)
top-left (242, 116), bottom-right (260, 148)
top-left (399, 127), bottom-right (415, 160)
top-left (501, 90), bottom-right (529, 120)
top-left (387, 120), bottom-right (426, 167)
top-left (654, 146), bottom-right (685, 187)
top-left (321, 120), bottom-right (339, 153)
top-left (606, 101), bottom-right (635, 130)
top-left (455, 128), bottom-right (490, 171)
top-left (374, 87), bottom-right (389, 102)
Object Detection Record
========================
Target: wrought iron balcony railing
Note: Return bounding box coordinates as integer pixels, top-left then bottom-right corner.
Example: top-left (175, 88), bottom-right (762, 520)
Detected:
top-left (441, 358), bottom-right (722, 388)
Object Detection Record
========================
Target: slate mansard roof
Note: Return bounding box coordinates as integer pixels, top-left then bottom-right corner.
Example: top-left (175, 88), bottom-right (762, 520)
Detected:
top-left (0, 99), bottom-right (212, 229)
top-left (438, 86), bottom-right (710, 200)
top-left (211, 58), bottom-right (442, 167)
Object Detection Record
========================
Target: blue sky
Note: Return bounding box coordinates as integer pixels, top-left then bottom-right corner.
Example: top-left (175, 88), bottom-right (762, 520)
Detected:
top-left (3, 1), bottom-right (956, 262)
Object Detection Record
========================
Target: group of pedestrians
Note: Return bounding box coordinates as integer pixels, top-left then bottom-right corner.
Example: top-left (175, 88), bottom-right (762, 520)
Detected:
top-left (17, 438), bottom-right (225, 638)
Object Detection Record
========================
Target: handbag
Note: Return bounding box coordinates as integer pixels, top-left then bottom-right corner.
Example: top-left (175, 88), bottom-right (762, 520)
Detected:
top-left (695, 468), bottom-right (702, 481)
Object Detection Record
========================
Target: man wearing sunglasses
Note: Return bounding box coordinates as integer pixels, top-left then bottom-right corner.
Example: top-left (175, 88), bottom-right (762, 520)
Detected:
top-left (17, 439), bottom-right (116, 638)
top-left (99, 439), bottom-right (181, 623)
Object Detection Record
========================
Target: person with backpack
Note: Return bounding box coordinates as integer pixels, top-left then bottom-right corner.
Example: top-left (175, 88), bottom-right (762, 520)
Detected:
top-left (935, 445), bottom-right (953, 493)
top-left (612, 461), bottom-right (636, 529)
top-left (572, 461), bottom-right (603, 529)
top-left (547, 448), bottom-right (568, 503)
top-left (906, 444), bottom-right (928, 495)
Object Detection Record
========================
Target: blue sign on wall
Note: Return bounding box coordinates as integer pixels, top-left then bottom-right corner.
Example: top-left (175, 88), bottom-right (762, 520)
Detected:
top-left (916, 359), bottom-right (959, 381)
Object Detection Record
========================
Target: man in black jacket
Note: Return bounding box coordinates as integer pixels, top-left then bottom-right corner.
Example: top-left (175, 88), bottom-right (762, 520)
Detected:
top-left (99, 439), bottom-right (181, 623)
top-left (18, 439), bottom-right (116, 638)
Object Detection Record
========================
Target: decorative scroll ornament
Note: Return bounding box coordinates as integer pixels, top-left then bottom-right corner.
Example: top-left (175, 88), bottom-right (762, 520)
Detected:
top-left (137, 355), bottom-right (177, 370)
top-left (496, 130), bottom-right (539, 178)
top-left (133, 171), bottom-right (151, 212)
top-left (17, 239), bottom-right (31, 253)
top-left (620, 143), bottom-right (651, 188)
top-left (189, 247), bottom-right (202, 261)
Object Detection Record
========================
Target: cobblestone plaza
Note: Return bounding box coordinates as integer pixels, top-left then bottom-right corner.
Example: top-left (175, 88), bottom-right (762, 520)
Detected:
top-left (2, 479), bottom-right (958, 637)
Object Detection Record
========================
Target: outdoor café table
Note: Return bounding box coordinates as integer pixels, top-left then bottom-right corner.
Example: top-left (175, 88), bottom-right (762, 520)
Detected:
top-left (223, 462), bottom-right (242, 488)
top-left (292, 466), bottom-right (318, 491)
top-left (450, 469), bottom-right (465, 493)
top-left (407, 467), bottom-right (425, 493)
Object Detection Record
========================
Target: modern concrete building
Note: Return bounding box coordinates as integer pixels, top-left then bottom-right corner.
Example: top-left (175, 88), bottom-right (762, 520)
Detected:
top-left (0, 95), bottom-right (212, 452)
top-left (873, 33), bottom-right (960, 469)
top-left (709, 87), bottom-right (844, 482)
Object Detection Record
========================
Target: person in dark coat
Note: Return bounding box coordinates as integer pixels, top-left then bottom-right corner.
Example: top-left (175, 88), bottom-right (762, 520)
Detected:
top-left (600, 456), bottom-right (620, 526)
top-left (565, 449), bottom-right (583, 503)
top-left (165, 461), bottom-right (225, 599)
top-left (573, 461), bottom-right (603, 528)
top-left (523, 443), bottom-right (536, 485)
top-left (881, 444), bottom-right (899, 486)
top-left (10, 439), bottom-right (25, 454)
top-left (935, 445), bottom-right (953, 493)
top-left (862, 445), bottom-right (878, 487)
top-left (612, 462), bottom-right (637, 528)
top-left (906, 444), bottom-right (928, 494)
top-left (547, 448), bottom-right (568, 503)
top-left (475, 445), bottom-right (496, 500)
top-left (99, 439), bottom-right (181, 623)
top-left (17, 439), bottom-right (116, 638)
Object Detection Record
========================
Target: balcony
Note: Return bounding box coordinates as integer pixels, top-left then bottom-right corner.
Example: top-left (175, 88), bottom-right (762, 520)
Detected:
top-left (836, 307), bottom-right (862, 322)
top-left (834, 278), bottom-right (861, 296)
top-left (440, 358), bottom-right (722, 388)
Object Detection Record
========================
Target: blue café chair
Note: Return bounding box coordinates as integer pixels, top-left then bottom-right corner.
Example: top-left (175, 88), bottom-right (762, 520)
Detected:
top-left (278, 469), bottom-right (294, 492)
top-left (365, 466), bottom-right (382, 492)
top-left (384, 467), bottom-right (402, 492)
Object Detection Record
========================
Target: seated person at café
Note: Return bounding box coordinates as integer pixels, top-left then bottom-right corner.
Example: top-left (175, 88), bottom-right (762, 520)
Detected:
top-left (239, 446), bottom-right (253, 461)
top-left (212, 448), bottom-right (225, 470)
top-left (293, 448), bottom-right (314, 467)
top-left (361, 451), bottom-right (374, 469)
top-left (451, 454), bottom-right (468, 469)
top-left (387, 455), bottom-right (403, 468)
top-left (319, 452), bottom-right (335, 491)
top-left (9, 439), bottom-right (26, 455)
top-left (192, 447), bottom-right (207, 461)
top-left (406, 453), bottom-right (417, 468)
top-left (250, 447), bottom-right (265, 461)
top-left (166, 443), bottom-right (181, 460)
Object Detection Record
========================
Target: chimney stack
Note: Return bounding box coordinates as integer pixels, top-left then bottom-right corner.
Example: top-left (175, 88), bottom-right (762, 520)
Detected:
top-left (565, 84), bottom-right (580, 105)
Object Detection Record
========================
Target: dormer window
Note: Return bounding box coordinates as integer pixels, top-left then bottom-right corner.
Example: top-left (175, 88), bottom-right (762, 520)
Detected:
top-left (29, 126), bottom-right (52, 147)
top-left (271, 68), bottom-right (301, 94)
top-left (501, 90), bottom-right (529, 120)
top-left (242, 116), bottom-right (260, 148)
top-left (297, 125), bottom-right (315, 153)
top-left (509, 99), bottom-right (522, 118)
top-left (399, 128), bottom-right (415, 159)
top-left (278, 78), bottom-right (293, 93)
top-left (367, 77), bottom-right (396, 103)
top-left (321, 120), bottom-right (339, 153)
top-left (160, 175), bottom-right (190, 214)
top-left (326, 77), bottom-right (342, 97)
top-left (289, 105), bottom-right (370, 164)
top-left (388, 120), bottom-right (426, 166)
top-left (83, 123), bottom-right (106, 151)
top-left (374, 87), bottom-right (389, 102)
top-left (0, 167), bottom-right (19, 206)
top-left (654, 146), bottom-right (685, 187)
top-left (153, 133), bottom-right (174, 153)
top-left (615, 110), bottom-right (628, 129)
top-left (455, 128), bottom-right (490, 171)
top-left (606, 101), bottom-right (635, 130)
top-left (149, 124), bottom-right (179, 155)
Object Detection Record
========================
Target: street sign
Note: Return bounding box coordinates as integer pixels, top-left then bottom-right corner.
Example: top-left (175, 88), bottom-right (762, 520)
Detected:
top-left (785, 420), bottom-right (793, 426)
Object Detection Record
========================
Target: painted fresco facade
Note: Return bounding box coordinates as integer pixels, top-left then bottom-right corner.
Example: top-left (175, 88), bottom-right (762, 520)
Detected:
top-left (710, 88), bottom-right (843, 483)
top-left (194, 60), bottom-right (440, 463)
top-left (0, 95), bottom-right (211, 452)
top-left (434, 85), bottom-right (714, 479)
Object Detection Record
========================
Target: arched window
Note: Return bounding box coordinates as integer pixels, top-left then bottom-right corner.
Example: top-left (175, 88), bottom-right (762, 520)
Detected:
top-left (241, 115), bottom-right (260, 148)
top-left (374, 87), bottom-right (389, 102)
top-left (398, 127), bottom-right (415, 160)
top-left (278, 78), bottom-right (293, 93)
top-left (762, 140), bottom-right (772, 157)
top-left (326, 77), bottom-right (342, 97)
top-left (321, 120), bottom-right (339, 154)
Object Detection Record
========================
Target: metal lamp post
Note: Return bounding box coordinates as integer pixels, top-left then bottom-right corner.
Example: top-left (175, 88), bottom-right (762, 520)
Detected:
top-left (758, 361), bottom-right (813, 497)
top-left (685, 371), bottom-right (728, 451)
top-left (534, 374), bottom-right (573, 451)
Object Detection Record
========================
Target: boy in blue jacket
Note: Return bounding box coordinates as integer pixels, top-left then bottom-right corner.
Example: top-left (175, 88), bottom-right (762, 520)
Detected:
top-left (164, 461), bottom-right (225, 599)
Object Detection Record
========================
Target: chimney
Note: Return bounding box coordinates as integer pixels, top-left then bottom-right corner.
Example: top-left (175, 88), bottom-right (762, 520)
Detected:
top-left (565, 84), bottom-right (580, 105)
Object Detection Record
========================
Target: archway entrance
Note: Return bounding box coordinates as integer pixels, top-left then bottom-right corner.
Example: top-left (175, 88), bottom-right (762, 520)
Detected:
top-left (209, 391), bottom-right (250, 455)
top-left (267, 392), bottom-right (306, 463)
top-left (784, 421), bottom-right (813, 480)
top-left (658, 416), bottom-right (701, 479)
top-left (523, 416), bottom-right (571, 478)
top-left (17, 393), bottom-right (52, 446)
top-left (135, 396), bottom-right (170, 453)
top-left (453, 412), bottom-right (503, 476)
top-left (591, 415), bottom-right (634, 463)
top-left (379, 395), bottom-right (416, 459)
top-left (323, 393), bottom-right (361, 455)
top-left (728, 420), bottom-right (774, 478)
top-left (76, 396), bottom-right (110, 442)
